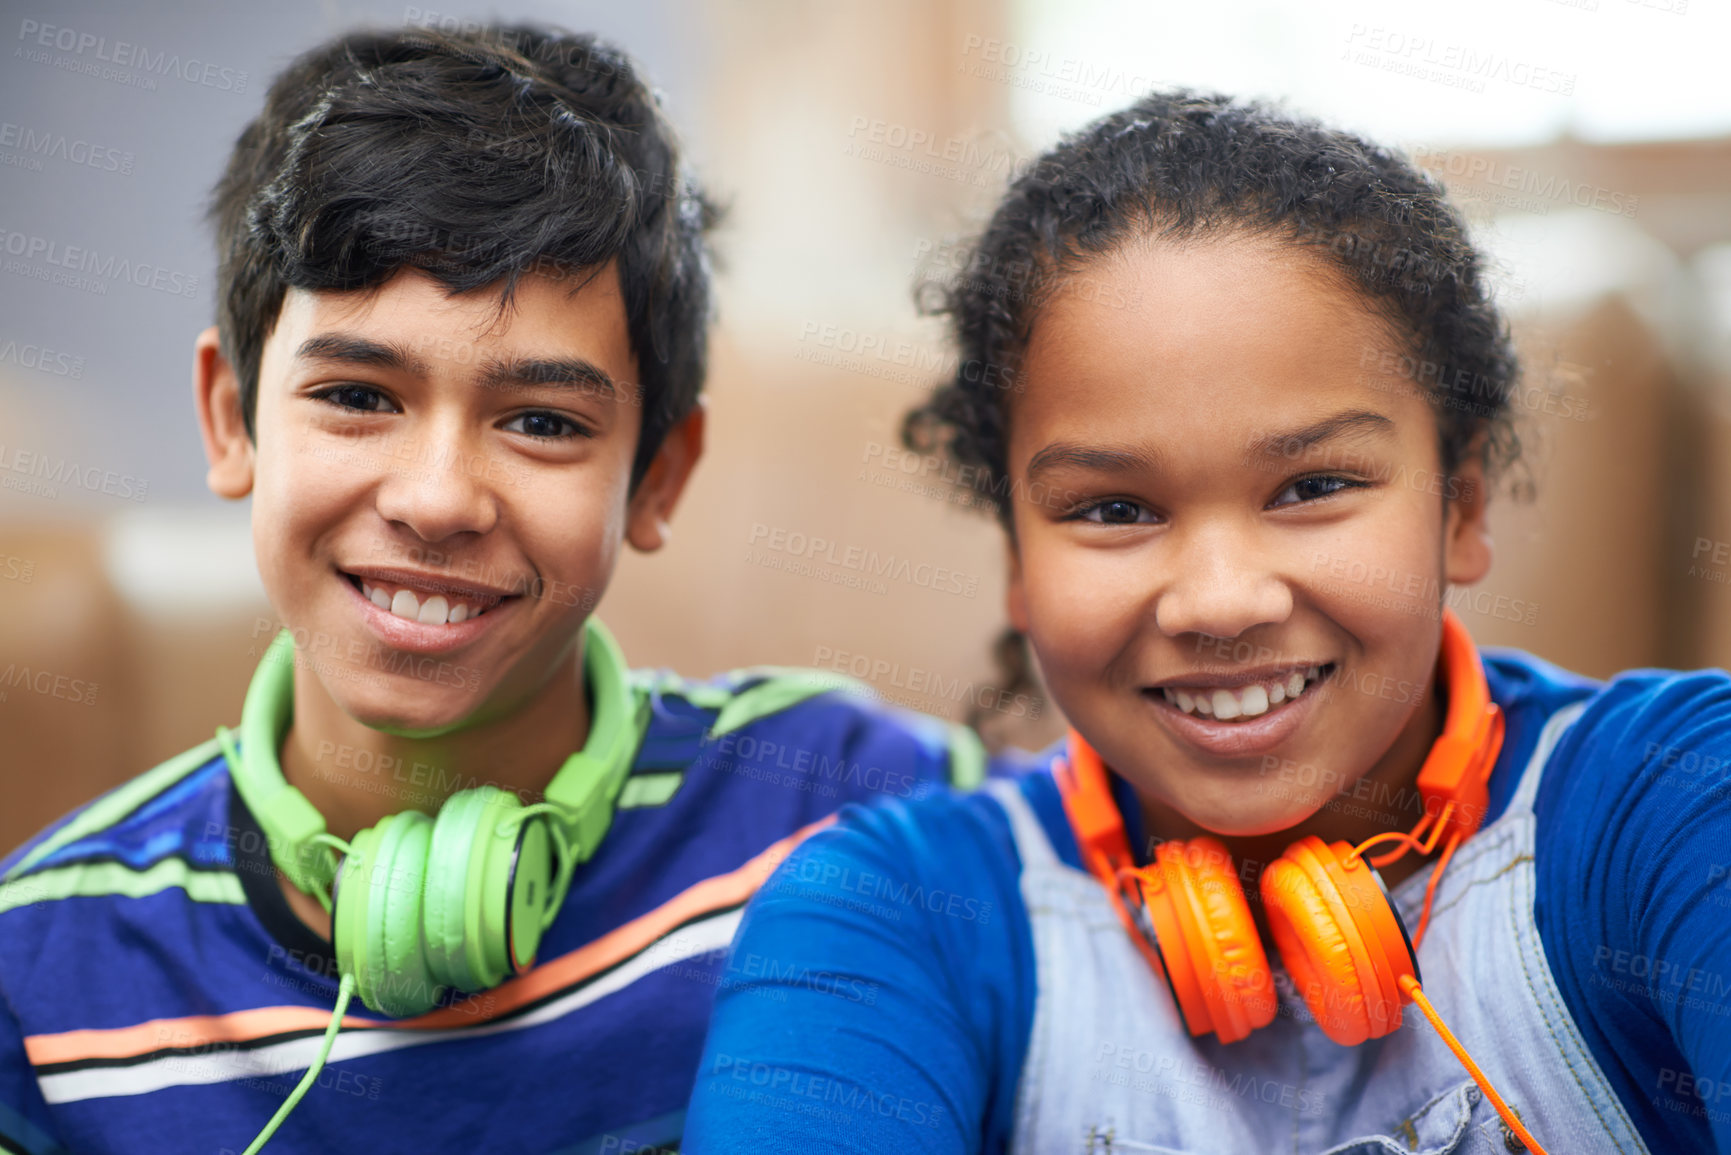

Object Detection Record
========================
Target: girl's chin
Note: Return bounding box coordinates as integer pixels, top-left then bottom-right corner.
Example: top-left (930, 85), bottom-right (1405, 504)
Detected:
top-left (1170, 795), bottom-right (1324, 842)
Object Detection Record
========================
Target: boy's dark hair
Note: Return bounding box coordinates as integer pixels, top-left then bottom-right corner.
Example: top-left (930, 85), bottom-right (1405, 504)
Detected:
top-left (210, 24), bottom-right (717, 486)
top-left (905, 89), bottom-right (1525, 528)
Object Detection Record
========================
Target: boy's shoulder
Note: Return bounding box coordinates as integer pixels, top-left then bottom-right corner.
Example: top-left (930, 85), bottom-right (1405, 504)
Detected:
top-left (0, 661), bottom-right (982, 919)
top-left (0, 735), bottom-right (235, 906)
top-left (630, 662), bottom-right (987, 799)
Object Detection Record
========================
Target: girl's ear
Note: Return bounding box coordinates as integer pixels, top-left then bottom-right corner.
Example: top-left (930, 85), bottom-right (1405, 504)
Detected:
top-left (1443, 446), bottom-right (1493, 586)
top-left (626, 402), bottom-right (706, 553)
top-left (1005, 534), bottom-right (1030, 633)
top-left (193, 326), bottom-right (255, 499)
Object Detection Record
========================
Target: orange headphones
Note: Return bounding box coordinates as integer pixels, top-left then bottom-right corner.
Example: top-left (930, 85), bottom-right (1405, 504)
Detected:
top-left (1055, 610), bottom-right (1551, 1154)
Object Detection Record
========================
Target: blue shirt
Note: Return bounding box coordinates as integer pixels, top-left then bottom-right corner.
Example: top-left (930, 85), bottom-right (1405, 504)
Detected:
top-left (0, 661), bottom-right (979, 1154)
top-left (685, 649), bottom-right (1731, 1153)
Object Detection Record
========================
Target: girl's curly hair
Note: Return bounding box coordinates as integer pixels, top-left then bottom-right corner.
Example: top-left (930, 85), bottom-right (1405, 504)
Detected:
top-left (904, 90), bottom-right (1524, 529)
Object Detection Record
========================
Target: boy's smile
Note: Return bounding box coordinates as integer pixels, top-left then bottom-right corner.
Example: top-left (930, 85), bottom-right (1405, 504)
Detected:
top-left (1005, 234), bottom-right (1492, 855)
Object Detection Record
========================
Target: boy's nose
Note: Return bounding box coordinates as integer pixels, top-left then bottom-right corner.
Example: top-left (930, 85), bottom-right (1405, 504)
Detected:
top-left (371, 434), bottom-right (502, 543)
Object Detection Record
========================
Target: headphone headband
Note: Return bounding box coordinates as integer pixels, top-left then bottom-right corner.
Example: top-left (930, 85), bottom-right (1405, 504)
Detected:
top-left (229, 616), bottom-right (643, 901)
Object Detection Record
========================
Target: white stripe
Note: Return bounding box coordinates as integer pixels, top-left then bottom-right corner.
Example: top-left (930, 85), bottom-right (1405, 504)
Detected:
top-left (1506, 698), bottom-right (1590, 817)
top-left (38, 907), bottom-right (743, 1105)
top-left (983, 777), bottom-right (1060, 870)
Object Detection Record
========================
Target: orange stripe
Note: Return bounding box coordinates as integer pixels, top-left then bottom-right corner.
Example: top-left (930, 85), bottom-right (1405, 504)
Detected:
top-left (25, 817), bottom-right (830, 1068)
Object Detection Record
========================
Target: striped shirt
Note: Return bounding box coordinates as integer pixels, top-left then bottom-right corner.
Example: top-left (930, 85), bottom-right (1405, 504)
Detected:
top-left (0, 662), bottom-right (980, 1154)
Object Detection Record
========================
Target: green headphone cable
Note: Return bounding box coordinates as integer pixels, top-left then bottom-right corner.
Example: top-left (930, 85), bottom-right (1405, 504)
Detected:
top-left (239, 973), bottom-right (355, 1155)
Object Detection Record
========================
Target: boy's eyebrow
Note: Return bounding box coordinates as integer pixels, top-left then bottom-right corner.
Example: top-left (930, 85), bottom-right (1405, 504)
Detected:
top-left (1025, 443), bottom-right (1161, 481)
top-left (292, 335), bottom-right (619, 400)
top-left (1242, 410), bottom-right (1395, 457)
top-left (475, 355), bottom-right (620, 400)
top-left (295, 334), bottom-right (430, 375)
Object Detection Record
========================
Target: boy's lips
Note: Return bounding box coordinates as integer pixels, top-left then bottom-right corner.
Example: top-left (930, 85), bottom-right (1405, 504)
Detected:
top-left (1141, 664), bottom-right (1334, 758)
top-left (338, 567), bottom-right (521, 656)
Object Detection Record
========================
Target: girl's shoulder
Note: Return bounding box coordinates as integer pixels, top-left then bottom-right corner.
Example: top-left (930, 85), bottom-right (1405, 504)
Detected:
top-left (1481, 647), bottom-right (1731, 819)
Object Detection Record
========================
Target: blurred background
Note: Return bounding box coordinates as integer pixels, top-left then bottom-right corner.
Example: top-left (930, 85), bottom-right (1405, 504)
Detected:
top-left (5, 0), bottom-right (1731, 855)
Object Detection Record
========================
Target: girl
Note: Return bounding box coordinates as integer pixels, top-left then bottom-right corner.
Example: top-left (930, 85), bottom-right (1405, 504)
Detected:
top-left (684, 92), bottom-right (1731, 1154)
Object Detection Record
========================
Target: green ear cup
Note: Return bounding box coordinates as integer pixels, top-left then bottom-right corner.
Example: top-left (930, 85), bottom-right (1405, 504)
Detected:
top-left (333, 811), bottom-right (443, 1017)
top-left (422, 787), bottom-right (530, 993)
top-left (506, 815), bottom-right (553, 973)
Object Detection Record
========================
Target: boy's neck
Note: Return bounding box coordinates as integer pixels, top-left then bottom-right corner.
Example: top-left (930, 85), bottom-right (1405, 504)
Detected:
top-left (278, 649), bottom-right (594, 843)
top-left (271, 640), bottom-right (593, 943)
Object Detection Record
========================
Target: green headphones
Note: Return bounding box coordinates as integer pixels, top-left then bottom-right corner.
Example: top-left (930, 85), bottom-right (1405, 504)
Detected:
top-left (219, 616), bottom-right (643, 1017)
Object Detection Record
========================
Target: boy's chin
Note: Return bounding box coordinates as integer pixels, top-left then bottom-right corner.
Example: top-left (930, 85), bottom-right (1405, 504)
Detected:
top-left (331, 681), bottom-right (489, 739)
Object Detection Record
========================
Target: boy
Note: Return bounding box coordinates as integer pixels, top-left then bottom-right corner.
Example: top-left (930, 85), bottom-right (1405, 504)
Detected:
top-left (0, 24), bottom-right (978, 1154)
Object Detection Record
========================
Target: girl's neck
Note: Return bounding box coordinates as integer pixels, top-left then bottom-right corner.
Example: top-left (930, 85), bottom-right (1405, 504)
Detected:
top-left (1137, 676), bottom-right (1448, 896)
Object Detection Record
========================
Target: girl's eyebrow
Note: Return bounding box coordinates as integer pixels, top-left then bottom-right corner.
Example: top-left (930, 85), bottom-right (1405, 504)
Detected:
top-left (1241, 410), bottom-right (1395, 459)
top-left (1025, 443), bottom-right (1160, 481)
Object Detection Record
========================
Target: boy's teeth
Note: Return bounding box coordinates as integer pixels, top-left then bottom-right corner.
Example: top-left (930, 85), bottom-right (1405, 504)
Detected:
top-left (361, 581), bottom-right (485, 626)
top-left (1160, 666), bottom-right (1329, 722)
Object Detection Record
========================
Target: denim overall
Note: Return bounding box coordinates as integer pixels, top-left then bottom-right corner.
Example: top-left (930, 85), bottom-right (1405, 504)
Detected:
top-left (982, 701), bottom-right (1650, 1154)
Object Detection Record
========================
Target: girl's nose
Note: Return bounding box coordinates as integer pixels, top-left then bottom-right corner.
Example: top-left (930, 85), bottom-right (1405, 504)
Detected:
top-left (1152, 526), bottom-right (1293, 641)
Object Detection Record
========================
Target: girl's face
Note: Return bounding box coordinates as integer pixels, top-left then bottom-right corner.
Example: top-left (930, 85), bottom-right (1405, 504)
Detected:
top-left (1005, 234), bottom-right (1492, 838)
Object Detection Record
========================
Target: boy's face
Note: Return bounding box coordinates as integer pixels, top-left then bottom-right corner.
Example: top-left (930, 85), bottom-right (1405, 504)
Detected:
top-left (202, 264), bottom-right (680, 736)
top-left (1005, 235), bottom-right (1492, 838)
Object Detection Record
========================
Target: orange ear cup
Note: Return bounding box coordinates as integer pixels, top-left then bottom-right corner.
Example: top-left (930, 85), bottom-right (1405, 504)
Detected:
top-left (1260, 836), bottom-right (1418, 1046)
top-left (1135, 837), bottom-right (1277, 1043)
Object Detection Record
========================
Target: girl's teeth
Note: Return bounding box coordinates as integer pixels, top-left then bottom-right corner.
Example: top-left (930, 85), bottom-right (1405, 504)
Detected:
top-left (360, 581), bottom-right (483, 626)
top-left (1161, 666), bottom-right (1329, 722)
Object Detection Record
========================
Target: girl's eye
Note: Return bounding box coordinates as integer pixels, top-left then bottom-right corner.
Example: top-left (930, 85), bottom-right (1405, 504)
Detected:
top-left (502, 411), bottom-right (587, 441)
top-left (315, 384), bottom-right (395, 413)
top-left (1271, 474), bottom-right (1365, 507)
top-left (1076, 499), bottom-right (1155, 525)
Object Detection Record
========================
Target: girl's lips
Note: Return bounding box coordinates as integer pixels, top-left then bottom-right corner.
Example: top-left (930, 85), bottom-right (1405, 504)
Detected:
top-left (1143, 672), bottom-right (1324, 759)
top-left (341, 569), bottom-right (516, 656)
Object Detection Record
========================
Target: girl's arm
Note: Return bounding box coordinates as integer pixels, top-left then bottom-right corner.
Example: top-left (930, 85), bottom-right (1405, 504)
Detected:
top-left (683, 789), bottom-right (1036, 1154)
top-left (1535, 668), bottom-right (1731, 1153)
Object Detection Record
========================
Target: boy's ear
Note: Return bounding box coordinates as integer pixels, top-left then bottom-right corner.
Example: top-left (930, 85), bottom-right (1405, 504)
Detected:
top-left (1443, 447), bottom-right (1492, 587)
top-left (626, 402), bottom-right (706, 553)
top-left (193, 326), bottom-right (255, 499)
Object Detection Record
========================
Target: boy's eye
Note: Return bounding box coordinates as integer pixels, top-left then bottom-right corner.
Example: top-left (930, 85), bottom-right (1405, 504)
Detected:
top-left (315, 384), bottom-right (396, 413)
top-left (1271, 474), bottom-right (1364, 506)
top-left (502, 411), bottom-right (587, 440)
top-left (1076, 499), bottom-right (1155, 525)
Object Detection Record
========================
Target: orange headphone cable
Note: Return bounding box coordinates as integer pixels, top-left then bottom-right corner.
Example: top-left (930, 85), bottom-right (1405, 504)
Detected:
top-left (1399, 974), bottom-right (1553, 1155)
top-left (1411, 831), bottom-right (1462, 950)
